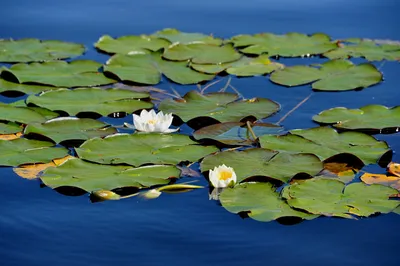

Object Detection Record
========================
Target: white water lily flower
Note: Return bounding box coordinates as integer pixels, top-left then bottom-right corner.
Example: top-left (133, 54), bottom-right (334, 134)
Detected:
top-left (209, 164), bottom-right (237, 188)
top-left (132, 109), bottom-right (178, 133)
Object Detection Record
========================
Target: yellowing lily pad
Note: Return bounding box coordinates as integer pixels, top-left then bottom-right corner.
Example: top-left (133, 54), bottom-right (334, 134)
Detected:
top-left (95, 35), bottom-right (170, 54)
top-left (361, 173), bottom-right (400, 191)
top-left (13, 155), bottom-right (74, 179)
top-left (388, 162), bottom-right (400, 177)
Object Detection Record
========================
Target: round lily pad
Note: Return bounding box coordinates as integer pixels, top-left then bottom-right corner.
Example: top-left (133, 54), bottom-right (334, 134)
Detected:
top-left (0, 78), bottom-right (57, 95)
top-left (313, 105), bottom-right (400, 131)
top-left (1, 60), bottom-right (116, 87)
top-left (201, 148), bottom-right (323, 184)
top-left (26, 87), bottom-right (152, 116)
top-left (0, 38), bottom-right (85, 63)
top-left (269, 59), bottom-right (382, 91)
top-left (0, 103), bottom-right (59, 124)
top-left (152, 28), bottom-right (222, 45)
top-left (75, 133), bottom-right (219, 167)
top-left (220, 182), bottom-right (317, 222)
top-left (40, 158), bottom-right (180, 192)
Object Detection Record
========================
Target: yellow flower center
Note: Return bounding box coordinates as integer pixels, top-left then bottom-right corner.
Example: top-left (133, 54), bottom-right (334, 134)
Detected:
top-left (147, 119), bottom-right (157, 125)
top-left (218, 170), bottom-right (233, 181)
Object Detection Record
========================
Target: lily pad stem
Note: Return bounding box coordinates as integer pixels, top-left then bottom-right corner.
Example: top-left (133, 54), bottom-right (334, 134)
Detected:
top-left (246, 121), bottom-right (257, 140)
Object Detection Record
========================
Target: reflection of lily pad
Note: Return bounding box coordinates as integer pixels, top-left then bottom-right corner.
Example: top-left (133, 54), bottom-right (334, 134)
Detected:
top-left (0, 138), bottom-right (68, 166)
top-left (76, 133), bottom-right (218, 166)
top-left (40, 158), bottom-right (180, 192)
top-left (159, 90), bottom-right (280, 125)
top-left (24, 117), bottom-right (117, 144)
top-left (0, 103), bottom-right (59, 124)
top-left (282, 178), bottom-right (399, 218)
top-left (95, 35), bottom-right (170, 54)
top-left (152, 28), bottom-right (222, 45)
top-left (220, 182), bottom-right (317, 222)
top-left (0, 39), bottom-right (85, 62)
top-left (201, 148), bottom-right (323, 183)
top-left (27, 88), bottom-right (152, 116)
top-left (191, 55), bottom-right (284, 76)
top-left (193, 122), bottom-right (283, 145)
top-left (230, 32), bottom-right (336, 57)
top-left (270, 59), bottom-right (382, 91)
top-left (104, 51), bottom-right (215, 85)
top-left (0, 78), bottom-right (56, 95)
top-left (163, 43), bottom-right (241, 64)
top-left (259, 127), bottom-right (390, 164)
top-left (313, 105), bottom-right (400, 131)
top-left (1, 60), bottom-right (116, 87)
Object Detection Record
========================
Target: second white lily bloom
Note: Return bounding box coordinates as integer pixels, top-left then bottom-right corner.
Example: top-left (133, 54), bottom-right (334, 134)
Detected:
top-left (133, 109), bottom-right (178, 133)
top-left (209, 164), bottom-right (237, 188)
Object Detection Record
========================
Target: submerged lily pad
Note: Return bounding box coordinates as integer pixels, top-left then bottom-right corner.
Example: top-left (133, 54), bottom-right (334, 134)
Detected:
top-left (0, 138), bottom-right (68, 166)
top-left (324, 40), bottom-right (400, 61)
top-left (40, 158), bottom-right (180, 192)
top-left (24, 117), bottom-right (117, 143)
top-left (0, 78), bottom-right (56, 95)
top-left (95, 35), bottom-right (170, 54)
top-left (104, 51), bottom-right (215, 85)
top-left (220, 182), bottom-right (317, 222)
top-left (259, 127), bottom-right (390, 165)
top-left (201, 148), bottom-right (323, 183)
top-left (0, 103), bottom-right (59, 124)
top-left (163, 43), bottom-right (241, 64)
top-left (283, 178), bottom-right (399, 218)
top-left (230, 32), bottom-right (336, 57)
top-left (26, 87), bottom-right (152, 116)
top-left (158, 90), bottom-right (280, 126)
top-left (270, 59), bottom-right (382, 91)
top-left (76, 133), bottom-right (218, 166)
top-left (0, 39), bottom-right (85, 63)
top-left (152, 28), bottom-right (222, 45)
top-left (1, 60), bottom-right (116, 87)
top-left (191, 55), bottom-right (284, 76)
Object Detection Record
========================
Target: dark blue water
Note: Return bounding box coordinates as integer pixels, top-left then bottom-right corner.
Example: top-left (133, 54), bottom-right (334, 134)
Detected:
top-left (1, 1), bottom-right (400, 265)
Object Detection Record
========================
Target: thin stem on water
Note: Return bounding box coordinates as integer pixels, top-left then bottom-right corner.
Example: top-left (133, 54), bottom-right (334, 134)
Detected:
top-left (246, 121), bottom-right (257, 141)
top-left (277, 93), bottom-right (313, 125)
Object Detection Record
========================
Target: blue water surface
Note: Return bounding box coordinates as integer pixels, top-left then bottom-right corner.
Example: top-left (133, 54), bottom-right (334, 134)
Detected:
top-left (0, 1), bottom-right (399, 265)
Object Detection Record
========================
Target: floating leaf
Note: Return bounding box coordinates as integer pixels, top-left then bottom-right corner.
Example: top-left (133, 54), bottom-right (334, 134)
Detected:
top-left (0, 122), bottom-right (22, 134)
top-left (104, 51), bottom-right (215, 85)
top-left (159, 90), bottom-right (280, 126)
top-left (230, 32), bottom-right (336, 57)
top-left (388, 162), bottom-right (400, 177)
top-left (193, 122), bottom-right (283, 145)
top-left (259, 127), bottom-right (389, 165)
top-left (0, 39), bottom-right (85, 62)
top-left (76, 133), bottom-right (218, 166)
top-left (313, 105), bottom-right (400, 131)
top-left (1, 60), bottom-right (116, 87)
top-left (324, 40), bottom-right (400, 61)
top-left (0, 103), bottom-right (59, 124)
top-left (0, 132), bottom-right (22, 141)
top-left (24, 117), bottom-right (117, 143)
top-left (0, 78), bottom-right (56, 95)
top-left (361, 173), bottom-right (400, 191)
top-left (0, 138), bottom-right (68, 166)
top-left (152, 28), bottom-right (222, 45)
top-left (163, 43), bottom-right (241, 64)
top-left (201, 148), bottom-right (323, 184)
top-left (220, 182), bottom-right (317, 222)
top-left (283, 178), bottom-right (399, 218)
top-left (95, 35), bottom-right (170, 54)
top-left (13, 155), bottom-right (74, 179)
top-left (26, 87), bottom-right (152, 116)
top-left (270, 59), bottom-right (382, 91)
top-left (40, 158), bottom-right (180, 192)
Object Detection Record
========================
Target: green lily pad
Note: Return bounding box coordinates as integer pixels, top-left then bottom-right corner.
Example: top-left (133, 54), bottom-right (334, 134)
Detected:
top-left (26, 87), bottom-right (152, 116)
top-left (0, 39), bottom-right (85, 63)
top-left (269, 59), bottom-right (382, 91)
top-left (163, 43), bottom-right (241, 64)
top-left (193, 122), bottom-right (283, 146)
top-left (190, 55), bottom-right (284, 76)
top-left (104, 51), bottom-right (215, 85)
top-left (0, 138), bottom-right (69, 166)
top-left (76, 133), bottom-right (219, 166)
top-left (230, 32), bottom-right (336, 57)
top-left (282, 178), bottom-right (399, 218)
top-left (259, 127), bottom-right (390, 164)
top-left (24, 117), bottom-right (117, 143)
top-left (40, 158), bottom-right (180, 192)
top-left (94, 35), bottom-right (170, 54)
top-left (0, 122), bottom-right (22, 134)
top-left (313, 105), bottom-right (400, 131)
top-left (201, 148), bottom-right (323, 183)
top-left (220, 182), bottom-right (317, 222)
top-left (158, 90), bottom-right (280, 124)
top-left (0, 103), bottom-right (59, 124)
top-left (324, 40), bottom-right (400, 61)
top-left (1, 60), bottom-right (116, 87)
top-left (152, 28), bottom-right (222, 45)
top-left (0, 78), bottom-right (57, 95)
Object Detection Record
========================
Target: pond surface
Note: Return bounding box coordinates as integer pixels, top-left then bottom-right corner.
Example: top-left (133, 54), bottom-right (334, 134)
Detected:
top-left (0, 1), bottom-right (399, 265)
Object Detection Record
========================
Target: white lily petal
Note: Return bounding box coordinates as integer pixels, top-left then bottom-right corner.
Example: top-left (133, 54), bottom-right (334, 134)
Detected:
top-left (208, 164), bottom-right (237, 188)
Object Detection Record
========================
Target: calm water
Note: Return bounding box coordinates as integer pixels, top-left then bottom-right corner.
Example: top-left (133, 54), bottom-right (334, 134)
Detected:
top-left (1, 1), bottom-right (400, 265)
